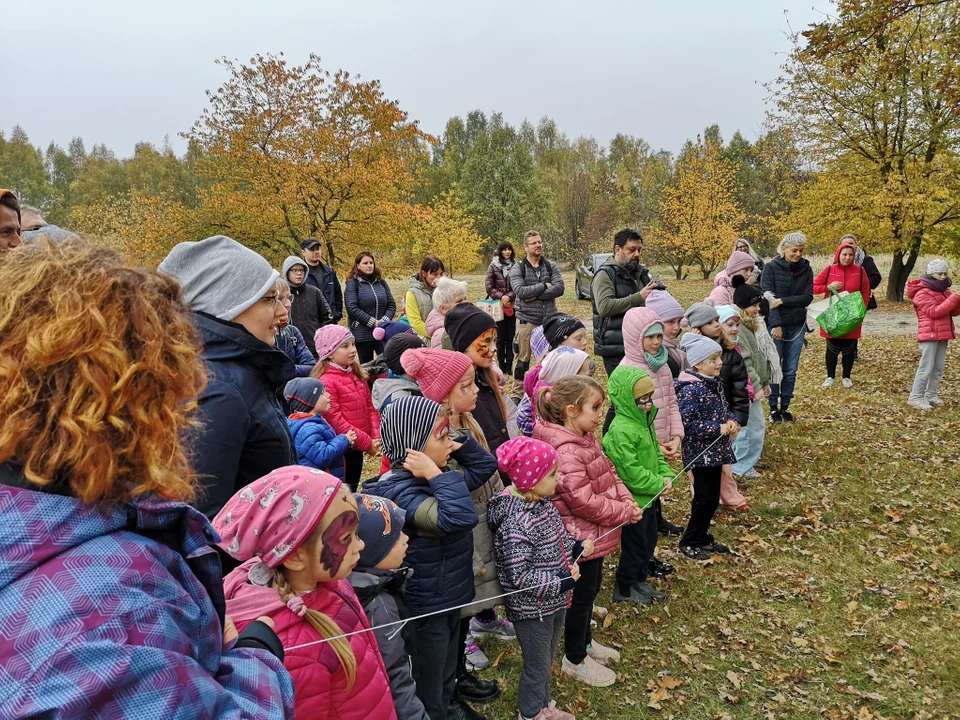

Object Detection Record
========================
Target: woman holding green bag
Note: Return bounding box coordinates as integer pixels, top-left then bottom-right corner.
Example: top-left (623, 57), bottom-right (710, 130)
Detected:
top-left (813, 242), bottom-right (871, 388)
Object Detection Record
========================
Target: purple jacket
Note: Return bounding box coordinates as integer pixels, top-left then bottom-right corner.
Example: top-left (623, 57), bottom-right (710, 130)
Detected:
top-left (0, 467), bottom-right (295, 719)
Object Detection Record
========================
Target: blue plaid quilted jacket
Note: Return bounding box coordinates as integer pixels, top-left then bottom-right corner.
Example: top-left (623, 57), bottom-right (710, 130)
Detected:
top-left (0, 472), bottom-right (295, 719)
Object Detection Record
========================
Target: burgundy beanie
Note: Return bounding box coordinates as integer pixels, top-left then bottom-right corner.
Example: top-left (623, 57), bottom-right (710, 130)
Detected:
top-left (401, 348), bottom-right (474, 402)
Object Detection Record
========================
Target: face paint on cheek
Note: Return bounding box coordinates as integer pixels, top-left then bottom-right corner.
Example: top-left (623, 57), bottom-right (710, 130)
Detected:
top-left (471, 330), bottom-right (497, 360)
top-left (319, 510), bottom-right (359, 576)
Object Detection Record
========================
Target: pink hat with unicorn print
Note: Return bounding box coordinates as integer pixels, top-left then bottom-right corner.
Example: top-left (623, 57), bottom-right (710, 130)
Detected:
top-left (212, 466), bottom-right (343, 570)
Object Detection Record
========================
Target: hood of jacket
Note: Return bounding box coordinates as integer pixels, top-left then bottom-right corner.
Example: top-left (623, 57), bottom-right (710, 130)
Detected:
top-left (425, 308), bottom-right (446, 337)
top-left (832, 242), bottom-right (858, 266)
top-left (283, 256), bottom-right (309, 286)
top-left (408, 274), bottom-right (431, 293)
top-left (906, 278), bottom-right (924, 300)
top-left (523, 363), bottom-right (542, 398)
top-left (622, 307), bottom-right (661, 365)
top-left (607, 364), bottom-right (658, 426)
top-left (371, 375), bottom-right (421, 412)
top-left (675, 369), bottom-right (722, 394)
top-left (194, 311), bottom-right (296, 389)
top-left (771, 254), bottom-right (812, 274)
top-left (487, 488), bottom-right (551, 532)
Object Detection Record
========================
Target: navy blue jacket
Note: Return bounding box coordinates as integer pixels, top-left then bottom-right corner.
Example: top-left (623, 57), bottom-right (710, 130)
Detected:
top-left (361, 436), bottom-right (497, 615)
top-left (761, 256), bottom-right (814, 329)
top-left (190, 312), bottom-right (296, 518)
top-left (275, 324), bottom-right (316, 377)
top-left (345, 274), bottom-right (397, 343)
top-left (305, 261), bottom-right (344, 323)
top-left (287, 413), bottom-right (350, 480)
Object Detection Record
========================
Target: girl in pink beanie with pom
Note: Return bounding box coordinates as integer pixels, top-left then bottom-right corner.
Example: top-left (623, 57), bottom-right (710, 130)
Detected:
top-left (213, 466), bottom-right (396, 719)
top-left (488, 437), bottom-right (592, 720)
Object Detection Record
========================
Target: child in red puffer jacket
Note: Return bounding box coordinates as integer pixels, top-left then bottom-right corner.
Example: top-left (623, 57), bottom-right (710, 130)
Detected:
top-left (907, 259), bottom-right (960, 410)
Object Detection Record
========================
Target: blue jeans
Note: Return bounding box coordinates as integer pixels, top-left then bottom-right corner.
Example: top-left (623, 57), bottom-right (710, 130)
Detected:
top-left (732, 399), bottom-right (766, 474)
top-left (769, 324), bottom-right (805, 412)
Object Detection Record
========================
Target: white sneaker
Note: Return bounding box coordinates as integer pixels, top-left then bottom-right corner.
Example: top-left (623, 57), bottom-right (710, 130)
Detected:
top-left (821, 377), bottom-right (835, 388)
top-left (842, 378), bottom-right (853, 388)
top-left (908, 398), bottom-right (932, 411)
top-left (464, 635), bottom-right (490, 671)
top-left (561, 655), bottom-right (616, 687)
top-left (586, 639), bottom-right (621, 665)
top-left (926, 396), bottom-right (943, 406)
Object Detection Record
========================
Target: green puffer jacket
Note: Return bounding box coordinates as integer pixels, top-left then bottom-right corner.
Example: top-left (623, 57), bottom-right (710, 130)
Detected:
top-left (602, 365), bottom-right (672, 509)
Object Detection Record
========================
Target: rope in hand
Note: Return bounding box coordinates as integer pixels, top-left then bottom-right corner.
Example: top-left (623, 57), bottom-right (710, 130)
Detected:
top-left (283, 434), bottom-right (725, 651)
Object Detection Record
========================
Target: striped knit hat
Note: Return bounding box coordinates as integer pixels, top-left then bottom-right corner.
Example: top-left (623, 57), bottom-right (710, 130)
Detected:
top-left (380, 395), bottom-right (443, 465)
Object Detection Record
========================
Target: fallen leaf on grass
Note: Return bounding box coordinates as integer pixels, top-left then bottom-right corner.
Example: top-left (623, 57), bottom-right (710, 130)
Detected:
top-left (726, 670), bottom-right (742, 689)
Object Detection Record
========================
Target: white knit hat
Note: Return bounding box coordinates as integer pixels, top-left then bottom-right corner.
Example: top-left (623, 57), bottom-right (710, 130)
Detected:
top-left (926, 258), bottom-right (949, 275)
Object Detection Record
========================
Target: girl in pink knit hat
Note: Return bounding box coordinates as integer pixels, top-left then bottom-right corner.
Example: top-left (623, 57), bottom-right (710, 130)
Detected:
top-left (311, 325), bottom-right (381, 490)
top-left (213, 466), bottom-right (396, 719)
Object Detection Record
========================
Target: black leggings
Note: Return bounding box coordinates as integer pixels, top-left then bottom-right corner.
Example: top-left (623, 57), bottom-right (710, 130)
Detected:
top-left (344, 450), bottom-right (365, 492)
top-left (681, 465), bottom-right (722, 547)
top-left (355, 340), bottom-right (382, 364)
top-left (825, 338), bottom-right (856, 379)
top-left (496, 314), bottom-right (516, 375)
top-left (564, 557), bottom-right (604, 665)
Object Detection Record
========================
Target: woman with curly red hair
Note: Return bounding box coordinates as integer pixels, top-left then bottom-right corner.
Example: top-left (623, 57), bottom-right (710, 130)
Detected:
top-left (0, 240), bottom-right (294, 718)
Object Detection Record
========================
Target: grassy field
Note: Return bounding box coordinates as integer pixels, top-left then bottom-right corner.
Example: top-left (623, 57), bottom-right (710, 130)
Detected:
top-left (369, 262), bottom-right (959, 719)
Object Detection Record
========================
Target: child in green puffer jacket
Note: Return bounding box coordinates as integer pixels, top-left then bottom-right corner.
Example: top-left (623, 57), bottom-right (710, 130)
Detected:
top-left (603, 365), bottom-right (672, 605)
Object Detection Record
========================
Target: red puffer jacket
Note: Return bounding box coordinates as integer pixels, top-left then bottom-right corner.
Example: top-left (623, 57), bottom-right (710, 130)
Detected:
top-left (533, 420), bottom-right (635, 558)
top-left (320, 365), bottom-right (380, 452)
top-left (907, 279), bottom-right (960, 342)
top-left (812, 244), bottom-right (871, 340)
top-left (225, 569), bottom-right (396, 720)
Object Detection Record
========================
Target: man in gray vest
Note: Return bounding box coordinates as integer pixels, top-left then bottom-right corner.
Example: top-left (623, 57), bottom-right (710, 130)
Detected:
top-left (592, 228), bottom-right (659, 378)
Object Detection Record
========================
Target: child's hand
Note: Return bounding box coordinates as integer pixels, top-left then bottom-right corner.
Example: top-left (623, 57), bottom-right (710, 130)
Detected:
top-left (581, 538), bottom-right (595, 558)
top-left (569, 563), bottom-right (581, 582)
top-left (662, 476), bottom-right (673, 493)
top-left (223, 614), bottom-right (274, 647)
top-left (721, 420), bottom-right (738, 436)
top-left (630, 503), bottom-right (643, 523)
top-left (366, 438), bottom-right (381, 457)
top-left (403, 449), bottom-right (442, 480)
top-left (345, 430), bottom-right (358, 446)
top-left (762, 385), bottom-right (771, 398)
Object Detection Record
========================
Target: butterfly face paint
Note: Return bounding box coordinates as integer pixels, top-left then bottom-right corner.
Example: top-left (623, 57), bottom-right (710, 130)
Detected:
top-left (318, 491), bottom-right (362, 580)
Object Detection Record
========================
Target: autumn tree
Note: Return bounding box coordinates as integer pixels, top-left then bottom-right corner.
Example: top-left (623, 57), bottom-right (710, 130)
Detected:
top-left (650, 133), bottom-right (745, 279)
top-left (772, 0), bottom-right (960, 300)
top-left (392, 189), bottom-right (487, 276)
top-left (186, 53), bottom-right (430, 266)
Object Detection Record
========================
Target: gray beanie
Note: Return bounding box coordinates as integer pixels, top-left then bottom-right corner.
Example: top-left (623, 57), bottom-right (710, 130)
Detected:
top-left (926, 258), bottom-right (949, 275)
top-left (159, 235), bottom-right (279, 321)
top-left (685, 301), bottom-right (720, 329)
top-left (680, 333), bottom-right (723, 368)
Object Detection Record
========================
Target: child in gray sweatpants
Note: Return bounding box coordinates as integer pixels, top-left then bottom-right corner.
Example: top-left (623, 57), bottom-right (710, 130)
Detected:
top-left (488, 437), bottom-right (591, 720)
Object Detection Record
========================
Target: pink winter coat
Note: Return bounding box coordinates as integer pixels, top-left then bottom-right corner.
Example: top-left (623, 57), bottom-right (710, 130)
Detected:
top-left (533, 420), bottom-right (635, 558)
top-left (620, 307), bottom-right (684, 445)
top-left (706, 271), bottom-right (733, 307)
top-left (320, 365), bottom-right (380, 452)
top-left (224, 561), bottom-right (397, 720)
top-left (907, 279), bottom-right (960, 342)
top-left (426, 308), bottom-right (446, 348)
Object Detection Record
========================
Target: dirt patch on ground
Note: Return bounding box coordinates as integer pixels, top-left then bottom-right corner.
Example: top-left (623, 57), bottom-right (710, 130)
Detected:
top-left (861, 311), bottom-right (917, 335)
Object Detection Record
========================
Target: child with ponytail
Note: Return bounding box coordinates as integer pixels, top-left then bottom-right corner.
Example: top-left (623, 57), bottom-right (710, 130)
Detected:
top-left (214, 466), bottom-right (396, 719)
top-left (533, 376), bottom-right (642, 688)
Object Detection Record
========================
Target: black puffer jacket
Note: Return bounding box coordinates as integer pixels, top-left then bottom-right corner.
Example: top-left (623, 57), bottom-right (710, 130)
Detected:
top-left (760, 256), bottom-right (814, 329)
top-left (720, 345), bottom-right (750, 426)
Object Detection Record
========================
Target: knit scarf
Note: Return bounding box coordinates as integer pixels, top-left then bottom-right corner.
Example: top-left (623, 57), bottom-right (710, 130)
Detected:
top-left (920, 274), bottom-right (952, 293)
top-left (330, 361), bottom-right (353, 373)
top-left (644, 345), bottom-right (668, 373)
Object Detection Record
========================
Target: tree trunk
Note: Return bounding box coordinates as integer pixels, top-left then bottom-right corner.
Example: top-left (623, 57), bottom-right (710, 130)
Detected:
top-left (886, 247), bottom-right (919, 302)
top-left (673, 264), bottom-right (684, 280)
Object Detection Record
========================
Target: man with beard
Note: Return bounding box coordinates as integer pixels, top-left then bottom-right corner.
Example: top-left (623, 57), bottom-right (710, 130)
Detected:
top-left (592, 228), bottom-right (660, 377)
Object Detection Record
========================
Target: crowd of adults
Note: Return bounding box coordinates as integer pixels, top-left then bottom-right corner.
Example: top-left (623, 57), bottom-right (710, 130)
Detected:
top-left (9, 181), bottom-right (953, 720)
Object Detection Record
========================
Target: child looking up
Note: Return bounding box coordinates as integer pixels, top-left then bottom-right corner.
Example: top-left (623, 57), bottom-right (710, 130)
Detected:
top-left (534, 376), bottom-right (641, 688)
top-left (362, 396), bottom-right (498, 720)
top-left (603, 366), bottom-right (672, 605)
top-left (311, 325), bottom-right (381, 490)
top-left (349, 494), bottom-right (428, 720)
top-left (214, 467), bottom-right (396, 719)
top-left (488, 437), bottom-right (588, 720)
top-left (675, 335), bottom-right (739, 561)
top-left (284, 377), bottom-right (354, 480)
top-left (907, 259), bottom-right (960, 409)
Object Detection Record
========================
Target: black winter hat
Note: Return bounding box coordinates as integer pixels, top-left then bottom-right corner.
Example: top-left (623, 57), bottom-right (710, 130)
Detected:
top-left (732, 274), bottom-right (763, 310)
top-left (445, 303), bottom-right (496, 352)
top-left (542, 313), bottom-right (585, 349)
top-left (384, 333), bottom-right (425, 375)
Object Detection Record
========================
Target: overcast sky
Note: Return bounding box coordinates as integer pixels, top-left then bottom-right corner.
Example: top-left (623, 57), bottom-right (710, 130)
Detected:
top-left (5, 0), bottom-right (826, 158)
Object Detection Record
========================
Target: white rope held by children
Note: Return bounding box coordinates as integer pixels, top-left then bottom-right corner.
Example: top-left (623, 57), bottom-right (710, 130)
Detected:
top-left (282, 435), bottom-right (725, 652)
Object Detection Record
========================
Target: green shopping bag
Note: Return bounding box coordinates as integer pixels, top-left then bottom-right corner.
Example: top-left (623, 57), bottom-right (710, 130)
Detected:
top-left (816, 286), bottom-right (866, 337)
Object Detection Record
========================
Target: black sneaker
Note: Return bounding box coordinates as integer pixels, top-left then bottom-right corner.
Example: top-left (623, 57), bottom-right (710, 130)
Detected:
top-left (769, 410), bottom-right (782, 424)
top-left (456, 674), bottom-right (501, 703)
top-left (658, 518), bottom-right (685, 537)
top-left (780, 410), bottom-right (795, 423)
top-left (703, 541), bottom-right (731, 554)
top-left (450, 696), bottom-right (486, 720)
top-left (648, 557), bottom-right (676, 578)
top-left (679, 545), bottom-right (712, 561)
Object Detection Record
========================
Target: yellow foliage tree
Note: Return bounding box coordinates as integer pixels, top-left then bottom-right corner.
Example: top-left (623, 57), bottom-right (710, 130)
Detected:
top-left (185, 53), bottom-right (432, 267)
top-left (650, 134), bottom-right (745, 279)
top-left (391, 189), bottom-right (487, 276)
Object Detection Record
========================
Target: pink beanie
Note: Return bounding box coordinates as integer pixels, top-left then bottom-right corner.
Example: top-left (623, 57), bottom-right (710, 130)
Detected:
top-left (726, 251), bottom-right (756, 276)
top-left (213, 466), bottom-right (343, 569)
top-left (496, 437), bottom-right (559, 492)
top-left (401, 348), bottom-right (475, 403)
top-left (314, 325), bottom-right (354, 360)
top-left (645, 290), bottom-right (684, 322)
